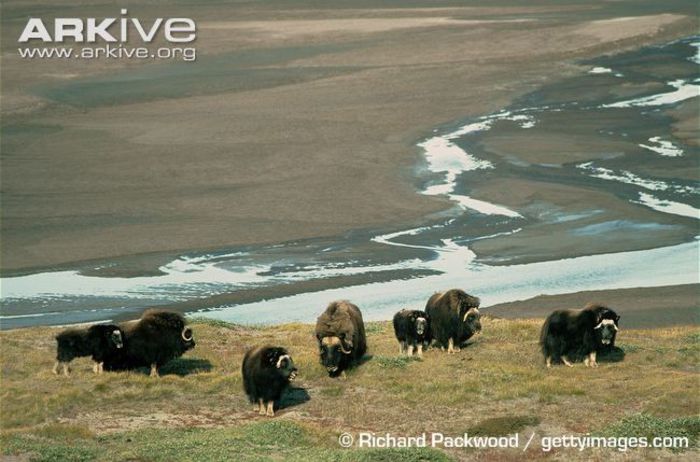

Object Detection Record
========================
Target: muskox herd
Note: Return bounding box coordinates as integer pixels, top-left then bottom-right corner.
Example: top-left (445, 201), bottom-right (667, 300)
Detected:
top-left (53, 309), bottom-right (195, 377)
top-left (53, 289), bottom-right (620, 417)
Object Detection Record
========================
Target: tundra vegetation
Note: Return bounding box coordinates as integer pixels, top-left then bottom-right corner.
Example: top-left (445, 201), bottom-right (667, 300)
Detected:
top-left (0, 317), bottom-right (698, 461)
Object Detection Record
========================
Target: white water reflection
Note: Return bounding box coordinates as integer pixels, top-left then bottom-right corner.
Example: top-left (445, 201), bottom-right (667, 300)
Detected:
top-left (635, 193), bottom-right (700, 219)
top-left (204, 238), bottom-right (699, 324)
top-left (602, 78), bottom-right (699, 108)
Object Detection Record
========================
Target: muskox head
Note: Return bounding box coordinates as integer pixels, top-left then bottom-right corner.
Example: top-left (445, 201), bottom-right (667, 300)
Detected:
top-left (109, 329), bottom-right (124, 349)
top-left (273, 353), bottom-right (298, 381)
top-left (414, 316), bottom-right (427, 336)
top-left (461, 307), bottom-right (482, 336)
top-left (594, 315), bottom-right (619, 346)
top-left (181, 327), bottom-right (195, 350)
top-left (317, 334), bottom-right (352, 376)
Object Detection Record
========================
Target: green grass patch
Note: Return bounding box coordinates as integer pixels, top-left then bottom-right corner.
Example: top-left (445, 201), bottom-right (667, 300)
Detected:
top-left (364, 322), bottom-right (387, 335)
top-left (2, 422), bottom-right (453, 462)
top-left (596, 414), bottom-right (700, 451)
top-left (466, 415), bottom-right (540, 436)
top-left (374, 355), bottom-right (419, 369)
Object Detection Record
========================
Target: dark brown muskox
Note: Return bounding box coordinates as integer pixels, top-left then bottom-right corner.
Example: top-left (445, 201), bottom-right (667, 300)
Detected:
top-left (425, 289), bottom-right (481, 354)
top-left (242, 346), bottom-right (298, 417)
top-left (540, 303), bottom-right (620, 368)
top-left (392, 309), bottom-right (430, 357)
top-left (314, 301), bottom-right (367, 377)
top-left (103, 310), bottom-right (195, 377)
top-left (53, 324), bottom-right (124, 376)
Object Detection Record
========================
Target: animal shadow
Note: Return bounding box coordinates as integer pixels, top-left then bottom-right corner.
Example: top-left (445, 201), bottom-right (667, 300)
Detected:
top-left (278, 386), bottom-right (311, 411)
top-left (158, 358), bottom-right (213, 376)
top-left (597, 346), bottom-right (626, 363)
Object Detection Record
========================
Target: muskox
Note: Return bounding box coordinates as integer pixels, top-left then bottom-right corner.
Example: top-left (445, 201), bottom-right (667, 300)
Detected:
top-left (425, 289), bottom-right (481, 354)
top-left (393, 309), bottom-right (430, 357)
top-left (540, 303), bottom-right (620, 368)
top-left (315, 301), bottom-right (367, 377)
top-left (53, 324), bottom-right (124, 376)
top-left (103, 310), bottom-right (195, 377)
top-left (242, 346), bottom-right (298, 417)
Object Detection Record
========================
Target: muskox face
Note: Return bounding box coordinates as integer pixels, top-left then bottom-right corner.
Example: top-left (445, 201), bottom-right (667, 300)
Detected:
top-left (275, 354), bottom-right (298, 381)
top-left (181, 327), bottom-right (195, 350)
top-left (462, 307), bottom-right (481, 335)
top-left (414, 316), bottom-right (427, 336)
top-left (109, 329), bottom-right (124, 349)
top-left (594, 318), bottom-right (619, 345)
top-left (318, 335), bottom-right (352, 376)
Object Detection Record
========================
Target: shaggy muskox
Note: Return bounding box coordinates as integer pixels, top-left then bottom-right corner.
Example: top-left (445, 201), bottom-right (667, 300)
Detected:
top-left (315, 301), bottom-right (367, 377)
top-left (242, 346), bottom-right (298, 417)
top-left (103, 309), bottom-right (195, 377)
top-left (540, 303), bottom-right (620, 368)
top-left (53, 324), bottom-right (124, 376)
top-left (425, 289), bottom-right (481, 354)
top-left (393, 309), bottom-right (430, 357)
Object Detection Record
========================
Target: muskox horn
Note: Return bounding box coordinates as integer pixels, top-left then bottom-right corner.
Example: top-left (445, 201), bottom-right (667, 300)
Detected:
top-left (339, 338), bottom-right (353, 355)
top-left (594, 319), bottom-right (616, 330)
top-left (182, 327), bottom-right (193, 341)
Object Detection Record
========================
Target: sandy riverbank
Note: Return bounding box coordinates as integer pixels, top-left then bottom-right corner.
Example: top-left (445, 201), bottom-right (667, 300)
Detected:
top-left (487, 283), bottom-right (699, 329)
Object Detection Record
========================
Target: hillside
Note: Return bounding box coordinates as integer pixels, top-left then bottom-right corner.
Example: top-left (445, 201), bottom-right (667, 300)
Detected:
top-left (1, 317), bottom-right (698, 461)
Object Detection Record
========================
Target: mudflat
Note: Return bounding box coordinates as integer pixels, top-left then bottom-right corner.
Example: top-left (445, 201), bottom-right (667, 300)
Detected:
top-left (486, 283), bottom-right (699, 329)
top-left (1, 1), bottom-right (697, 274)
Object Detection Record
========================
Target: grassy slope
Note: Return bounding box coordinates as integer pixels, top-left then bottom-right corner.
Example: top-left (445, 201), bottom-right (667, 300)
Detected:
top-left (0, 317), bottom-right (698, 461)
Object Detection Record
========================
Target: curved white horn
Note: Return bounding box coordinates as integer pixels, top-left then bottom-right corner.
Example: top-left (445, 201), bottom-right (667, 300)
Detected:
top-left (339, 340), bottom-right (353, 355)
top-left (182, 327), bottom-right (193, 341)
top-left (276, 354), bottom-right (290, 369)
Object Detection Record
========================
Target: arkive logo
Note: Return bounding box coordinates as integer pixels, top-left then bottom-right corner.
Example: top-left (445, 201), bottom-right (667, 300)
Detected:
top-left (18, 9), bottom-right (196, 43)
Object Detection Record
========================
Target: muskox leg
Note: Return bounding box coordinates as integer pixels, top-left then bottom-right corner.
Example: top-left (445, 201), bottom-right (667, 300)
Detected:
top-left (588, 351), bottom-right (598, 368)
top-left (149, 363), bottom-right (159, 378)
top-left (62, 362), bottom-right (71, 376)
top-left (545, 356), bottom-right (552, 369)
top-left (52, 361), bottom-right (60, 375)
top-left (258, 399), bottom-right (266, 415)
top-left (416, 344), bottom-right (423, 358)
top-left (265, 401), bottom-right (275, 417)
top-left (92, 362), bottom-right (104, 374)
top-left (399, 341), bottom-right (407, 355)
top-left (447, 338), bottom-right (460, 354)
top-left (561, 355), bottom-right (574, 367)
top-left (407, 344), bottom-right (414, 356)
